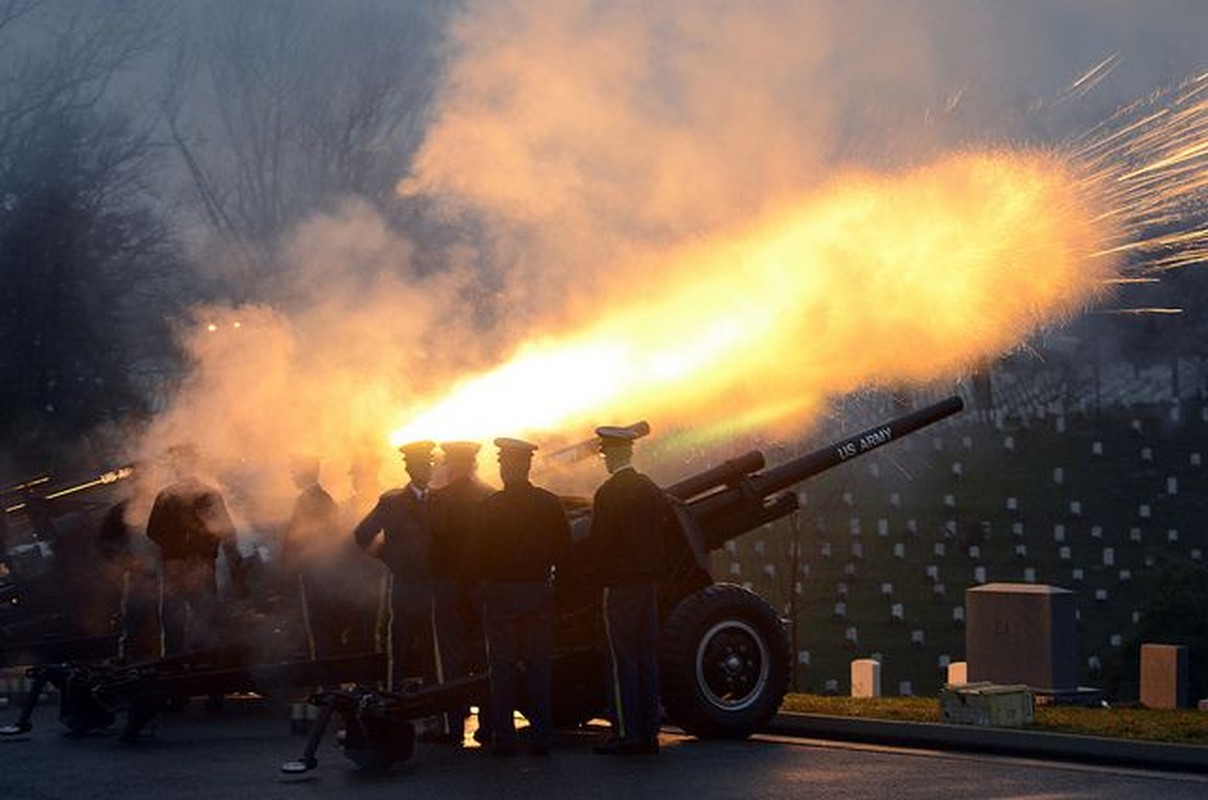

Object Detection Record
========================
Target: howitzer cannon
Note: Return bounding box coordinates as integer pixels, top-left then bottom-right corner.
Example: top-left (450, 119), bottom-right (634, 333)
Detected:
top-left (279, 395), bottom-right (965, 772)
top-left (1, 398), bottom-right (964, 768)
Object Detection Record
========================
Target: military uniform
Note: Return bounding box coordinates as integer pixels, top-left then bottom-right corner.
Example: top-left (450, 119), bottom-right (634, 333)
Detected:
top-left (590, 427), bottom-right (672, 755)
top-left (353, 442), bottom-right (435, 691)
top-left (146, 479), bottom-right (242, 656)
top-left (473, 438), bottom-right (572, 755)
top-left (281, 481), bottom-right (343, 658)
top-left (429, 442), bottom-right (494, 741)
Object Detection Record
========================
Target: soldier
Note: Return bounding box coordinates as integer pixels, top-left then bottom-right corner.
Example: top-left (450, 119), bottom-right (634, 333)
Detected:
top-left (146, 444), bottom-right (244, 656)
top-left (589, 426), bottom-right (672, 755)
top-left (473, 438), bottom-right (571, 756)
top-left (353, 441), bottom-right (435, 691)
top-left (98, 497), bottom-right (160, 662)
top-left (429, 441), bottom-right (494, 744)
top-left (280, 456), bottom-right (341, 658)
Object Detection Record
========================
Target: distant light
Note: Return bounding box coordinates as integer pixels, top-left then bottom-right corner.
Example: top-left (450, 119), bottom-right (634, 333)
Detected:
top-left (206, 323), bottom-right (218, 332)
top-left (232, 321), bottom-right (242, 329)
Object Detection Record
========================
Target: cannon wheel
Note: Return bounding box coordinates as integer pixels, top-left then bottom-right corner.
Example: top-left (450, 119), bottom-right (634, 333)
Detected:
top-left (660, 583), bottom-right (789, 739)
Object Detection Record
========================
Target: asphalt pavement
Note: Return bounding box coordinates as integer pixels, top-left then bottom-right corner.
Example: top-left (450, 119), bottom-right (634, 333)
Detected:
top-left (1, 699), bottom-right (1206, 800)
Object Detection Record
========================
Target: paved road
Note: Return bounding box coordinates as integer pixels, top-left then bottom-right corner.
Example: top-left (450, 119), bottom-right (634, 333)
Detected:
top-left (1, 703), bottom-right (1205, 800)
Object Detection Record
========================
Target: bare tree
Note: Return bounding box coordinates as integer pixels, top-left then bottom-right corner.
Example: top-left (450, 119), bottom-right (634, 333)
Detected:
top-left (161, 0), bottom-right (442, 293)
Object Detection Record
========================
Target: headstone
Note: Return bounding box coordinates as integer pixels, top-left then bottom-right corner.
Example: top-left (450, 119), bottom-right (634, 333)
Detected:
top-left (933, 583), bottom-right (946, 598)
top-left (943, 494), bottom-right (956, 508)
top-left (1103, 547), bottom-right (1115, 566)
top-left (1192, 453), bottom-right (1202, 468)
top-left (952, 606), bottom-right (965, 624)
top-left (1132, 610), bottom-right (1142, 624)
top-left (753, 540), bottom-right (765, 555)
top-left (1131, 418), bottom-right (1142, 432)
top-left (898, 680), bottom-right (913, 697)
top-left (821, 542), bottom-right (832, 558)
top-left (911, 629), bottom-right (925, 645)
top-left (1023, 568), bottom-right (1036, 583)
top-left (1095, 589), bottom-right (1109, 602)
top-left (1192, 549), bottom-right (1203, 562)
top-left (880, 582), bottom-right (893, 597)
top-left (1091, 525), bottom-right (1103, 539)
top-left (944, 520), bottom-right (957, 537)
top-left (725, 540), bottom-right (738, 555)
top-left (1014, 544), bottom-right (1027, 558)
top-left (1088, 655), bottom-right (1102, 672)
top-left (906, 519), bottom-right (918, 534)
top-left (763, 563), bottom-right (776, 578)
top-left (797, 650), bottom-right (811, 665)
top-left (934, 542), bottom-right (946, 557)
top-left (974, 566), bottom-right (987, 584)
top-left (1130, 528), bottom-right (1143, 543)
top-left (1170, 404), bottom-right (1181, 423)
top-left (952, 462), bottom-right (964, 478)
top-left (834, 602), bottom-right (847, 617)
top-left (969, 545), bottom-right (981, 560)
top-left (1072, 568), bottom-right (1083, 582)
top-left (851, 658), bottom-right (881, 698)
top-left (1059, 546), bottom-right (1071, 561)
top-left (962, 436), bottom-right (973, 450)
top-left (869, 462), bottom-right (880, 479)
top-left (849, 517), bottom-right (861, 536)
top-left (845, 626), bottom-right (859, 645)
top-left (842, 492), bottom-right (854, 506)
top-left (1139, 504), bottom-right (1151, 519)
top-left (893, 542), bottom-right (906, 559)
top-left (824, 678), bottom-right (839, 694)
top-left (1054, 524), bottom-right (1066, 542)
top-left (1056, 416), bottom-right (1066, 434)
top-left (1004, 436), bottom-right (1015, 451)
top-left (844, 562), bottom-right (857, 578)
top-left (1168, 529), bottom-right (1180, 543)
top-left (1053, 467), bottom-right (1064, 485)
top-left (965, 583), bottom-right (1077, 692)
top-left (1092, 441), bottom-right (1103, 456)
top-left (1141, 447), bottom-right (1153, 462)
top-left (851, 542), bottom-right (864, 560)
top-left (1167, 477), bottom-right (1178, 495)
top-left (890, 603), bottom-right (904, 622)
top-left (890, 492), bottom-right (901, 508)
top-left (1119, 569), bottom-right (1131, 582)
top-left (836, 581), bottom-right (849, 598)
top-left (1069, 501), bottom-right (1082, 516)
top-left (1012, 522), bottom-right (1024, 536)
top-left (932, 436), bottom-right (944, 452)
top-left (729, 562), bottom-right (741, 576)
top-left (1110, 634), bottom-right (1122, 647)
top-left (938, 654), bottom-right (951, 669)
top-left (877, 518), bottom-right (889, 537)
top-left (947, 661), bottom-right (968, 684)
top-left (1006, 497), bottom-right (1018, 512)
top-left (925, 565), bottom-right (939, 581)
top-left (794, 580), bottom-right (803, 596)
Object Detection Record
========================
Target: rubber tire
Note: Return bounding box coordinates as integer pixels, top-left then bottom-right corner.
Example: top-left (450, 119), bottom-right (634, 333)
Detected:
top-left (660, 583), bottom-right (790, 739)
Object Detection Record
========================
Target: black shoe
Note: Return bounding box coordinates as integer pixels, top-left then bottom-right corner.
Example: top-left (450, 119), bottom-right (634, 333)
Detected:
top-left (592, 735), bottom-right (623, 755)
top-left (472, 727), bottom-right (493, 745)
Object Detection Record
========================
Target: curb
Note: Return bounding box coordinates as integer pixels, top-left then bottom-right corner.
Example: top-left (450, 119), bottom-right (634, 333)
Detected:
top-left (766, 712), bottom-right (1208, 774)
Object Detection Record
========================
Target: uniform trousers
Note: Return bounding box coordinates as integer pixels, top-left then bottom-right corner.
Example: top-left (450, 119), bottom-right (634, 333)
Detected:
top-left (603, 581), bottom-right (661, 743)
top-left (388, 579), bottom-right (434, 691)
top-left (484, 581), bottom-right (554, 749)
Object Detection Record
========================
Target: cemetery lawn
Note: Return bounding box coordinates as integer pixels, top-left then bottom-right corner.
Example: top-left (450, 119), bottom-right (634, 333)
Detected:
top-left (782, 694), bottom-right (1208, 745)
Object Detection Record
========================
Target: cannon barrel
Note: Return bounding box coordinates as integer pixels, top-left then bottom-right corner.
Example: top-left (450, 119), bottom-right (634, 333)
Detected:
top-left (664, 450), bottom-right (765, 501)
top-left (685, 395), bottom-right (964, 550)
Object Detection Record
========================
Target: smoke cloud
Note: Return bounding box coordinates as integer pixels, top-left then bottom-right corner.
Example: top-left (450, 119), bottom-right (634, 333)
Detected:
top-left (128, 1), bottom-right (1208, 539)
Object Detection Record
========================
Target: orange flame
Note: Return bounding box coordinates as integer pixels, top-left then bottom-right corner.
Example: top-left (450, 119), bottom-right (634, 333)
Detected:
top-left (390, 149), bottom-right (1115, 447)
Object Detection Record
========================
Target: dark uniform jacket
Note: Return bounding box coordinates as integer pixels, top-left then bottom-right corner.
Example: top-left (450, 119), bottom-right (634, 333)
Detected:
top-left (589, 467), bottom-right (671, 586)
top-left (473, 482), bottom-right (571, 584)
top-left (430, 476), bottom-right (494, 580)
top-left (282, 483), bottom-right (339, 572)
top-left (146, 479), bottom-right (239, 563)
top-left (353, 484), bottom-right (430, 583)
